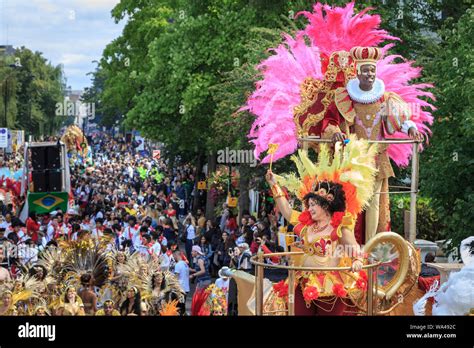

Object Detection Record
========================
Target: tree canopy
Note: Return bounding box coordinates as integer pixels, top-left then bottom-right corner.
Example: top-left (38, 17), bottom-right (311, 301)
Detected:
top-left (87, 0), bottom-right (473, 244)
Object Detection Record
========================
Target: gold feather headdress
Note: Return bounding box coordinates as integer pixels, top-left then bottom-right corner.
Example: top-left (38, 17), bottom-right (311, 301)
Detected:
top-left (274, 135), bottom-right (378, 217)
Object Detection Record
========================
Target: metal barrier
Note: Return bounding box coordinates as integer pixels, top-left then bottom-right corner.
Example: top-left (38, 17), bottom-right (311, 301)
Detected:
top-left (250, 251), bottom-right (381, 316)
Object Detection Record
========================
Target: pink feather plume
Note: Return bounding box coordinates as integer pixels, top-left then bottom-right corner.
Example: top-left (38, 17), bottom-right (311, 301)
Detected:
top-left (242, 34), bottom-right (323, 163)
top-left (297, 2), bottom-right (398, 55)
top-left (377, 45), bottom-right (435, 166)
top-left (244, 1), bottom-right (434, 166)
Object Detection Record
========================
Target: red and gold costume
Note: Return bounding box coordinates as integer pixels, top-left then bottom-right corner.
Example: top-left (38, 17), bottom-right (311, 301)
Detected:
top-left (270, 136), bottom-right (378, 314)
top-left (320, 47), bottom-right (416, 242)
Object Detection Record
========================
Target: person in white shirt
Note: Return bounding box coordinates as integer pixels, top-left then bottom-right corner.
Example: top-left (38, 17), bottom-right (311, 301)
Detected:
top-left (3, 213), bottom-right (13, 230)
top-left (0, 215), bottom-right (9, 230)
top-left (80, 216), bottom-right (93, 232)
top-left (160, 250), bottom-right (170, 271)
top-left (95, 211), bottom-right (104, 220)
top-left (8, 219), bottom-right (27, 244)
top-left (132, 226), bottom-right (149, 251)
top-left (136, 234), bottom-right (153, 259)
top-left (127, 165), bottom-right (134, 179)
top-left (215, 267), bottom-right (231, 303)
top-left (124, 217), bottom-right (138, 241)
top-left (46, 216), bottom-right (60, 243)
top-left (50, 213), bottom-right (68, 240)
top-left (184, 216), bottom-right (196, 264)
top-left (112, 223), bottom-right (126, 250)
top-left (91, 218), bottom-right (105, 240)
top-left (149, 233), bottom-right (162, 257)
top-left (70, 223), bottom-right (81, 241)
top-left (173, 250), bottom-right (190, 294)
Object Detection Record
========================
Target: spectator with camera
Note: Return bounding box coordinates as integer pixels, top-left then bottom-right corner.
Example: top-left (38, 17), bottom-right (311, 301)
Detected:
top-left (215, 231), bottom-right (235, 268)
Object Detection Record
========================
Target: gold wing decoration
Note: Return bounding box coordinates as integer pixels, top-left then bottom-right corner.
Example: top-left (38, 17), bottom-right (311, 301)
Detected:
top-left (96, 283), bottom-right (121, 309)
top-left (161, 271), bottom-right (186, 304)
top-left (61, 125), bottom-right (88, 156)
top-left (36, 246), bottom-right (66, 281)
top-left (293, 51), bottom-right (357, 138)
top-left (0, 275), bottom-right (44, 315)
top-left (118, 253), bottom-right (185, 315)
top-left (117, 252), bottom-right (157, 298)
top-left (60, 239), bottom-right (114, 289)
top-left (349, 232), bottom-right (420, 314)
top-left (37, 239), bottom-right (115, 291)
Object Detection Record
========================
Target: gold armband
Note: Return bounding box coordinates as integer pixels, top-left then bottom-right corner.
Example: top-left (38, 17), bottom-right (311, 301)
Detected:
top-left (341, 213), bottom-right (355, 229)
top-left (271, 184), bottom-right (285, 199)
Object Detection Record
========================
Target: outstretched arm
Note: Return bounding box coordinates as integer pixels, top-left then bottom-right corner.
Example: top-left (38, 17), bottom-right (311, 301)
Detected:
top-left (265, 170), bottom-right (292, 222)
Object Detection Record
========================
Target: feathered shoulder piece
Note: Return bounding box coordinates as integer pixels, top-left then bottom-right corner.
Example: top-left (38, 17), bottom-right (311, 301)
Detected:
top-left (0, 275), bottom-right (43, 306)
top-left (275, 135), bottom-right (378, 217)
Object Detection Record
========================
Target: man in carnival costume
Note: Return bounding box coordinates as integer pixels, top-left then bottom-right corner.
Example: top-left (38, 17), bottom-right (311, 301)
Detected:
top-left (323, 46), bottom-right (424, 242)
top-left (244, 2), bottom-right (434, 244)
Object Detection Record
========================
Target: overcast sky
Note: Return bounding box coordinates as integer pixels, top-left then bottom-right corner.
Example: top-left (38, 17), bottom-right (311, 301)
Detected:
top-left (1, 0), bottom-right (124, 90)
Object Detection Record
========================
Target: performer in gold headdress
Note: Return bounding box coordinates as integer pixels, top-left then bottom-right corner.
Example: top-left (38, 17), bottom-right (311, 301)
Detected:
top-left (266, 136), bottom-right (377, 315)
top-left (326, 46), bottom-right (424, 242)
top-left (56, 286), bottom-right (85, 316)
top-left (0, 290), bottom-right (18, 315)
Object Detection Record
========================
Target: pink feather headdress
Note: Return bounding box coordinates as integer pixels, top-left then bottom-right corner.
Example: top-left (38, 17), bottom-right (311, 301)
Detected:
top-left (243, 1), bottom-right (434, 166)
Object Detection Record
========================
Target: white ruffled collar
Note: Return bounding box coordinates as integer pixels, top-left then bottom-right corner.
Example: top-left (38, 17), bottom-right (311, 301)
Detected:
top-left (346, 78), bottom-right (385, 104)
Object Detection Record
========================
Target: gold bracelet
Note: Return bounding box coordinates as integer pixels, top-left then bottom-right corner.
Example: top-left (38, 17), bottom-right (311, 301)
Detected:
top-left (271, 184), bottom-right (285, 199)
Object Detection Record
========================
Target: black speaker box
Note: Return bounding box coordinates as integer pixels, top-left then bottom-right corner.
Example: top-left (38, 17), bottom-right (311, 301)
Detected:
top-left (31, 147), bottom-right (47, 171)
top-left (47, 169), bottom-right (62, 191)
top-left (32, 170), bottom-right (48, 192)
top-left (46, 146), bottom-right (61, 169)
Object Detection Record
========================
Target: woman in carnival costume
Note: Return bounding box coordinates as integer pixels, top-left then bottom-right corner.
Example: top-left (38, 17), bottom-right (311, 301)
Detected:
top-left (265, 136), bottom-right (377, 315)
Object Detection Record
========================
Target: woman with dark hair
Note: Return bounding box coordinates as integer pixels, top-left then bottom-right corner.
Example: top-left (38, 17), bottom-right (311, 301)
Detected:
top-left (56, 286), bottom-right (85, 316)
top-left (198, 235), bottom-right (213, 261)
top-left (69, 223), bottom-right (81, 241)
top-left (29, 265), bottom-right (47, 281)
top-left (120, 287), bottom-right (141, 316)
top-left (264, 138), bottom-right (378, 315)
top-left (215, 231), bottom-right (236, 268)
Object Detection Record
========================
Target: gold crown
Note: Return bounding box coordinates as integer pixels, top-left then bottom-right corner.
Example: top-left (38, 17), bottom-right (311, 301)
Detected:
top-left (350, 46), bottom-right (382, 73)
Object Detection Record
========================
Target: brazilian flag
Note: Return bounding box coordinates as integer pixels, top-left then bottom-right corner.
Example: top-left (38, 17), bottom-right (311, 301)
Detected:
top-left (28, 192), bottom-right (69, 214)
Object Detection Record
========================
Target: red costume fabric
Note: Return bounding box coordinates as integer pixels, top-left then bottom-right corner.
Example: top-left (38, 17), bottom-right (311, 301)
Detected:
top-left (26, 218), bottom-right (40, 243)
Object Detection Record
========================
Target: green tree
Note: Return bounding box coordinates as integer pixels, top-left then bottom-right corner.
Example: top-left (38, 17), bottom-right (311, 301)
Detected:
top-left (0, 47), bottom-right (66, 136)
top-left (420, 6), bottom-right (474, 253)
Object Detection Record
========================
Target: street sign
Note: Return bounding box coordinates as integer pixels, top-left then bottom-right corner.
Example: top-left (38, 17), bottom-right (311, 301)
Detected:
top-left (6, 131), bottom-right (12, 153)
top-left (0, 128), bottom-right (8, 148)
top-left (135, 135), bottom-right (145, 151)
top-left (152, 150), bottom-right (161, 160)
top-left (197, 181), bottom-right (207, 190)
top-left (227, 196), bottom-right (238, 208)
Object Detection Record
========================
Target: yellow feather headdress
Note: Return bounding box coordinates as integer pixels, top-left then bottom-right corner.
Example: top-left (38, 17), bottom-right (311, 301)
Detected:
top-left (274, 135), bottom-right (378, 216)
